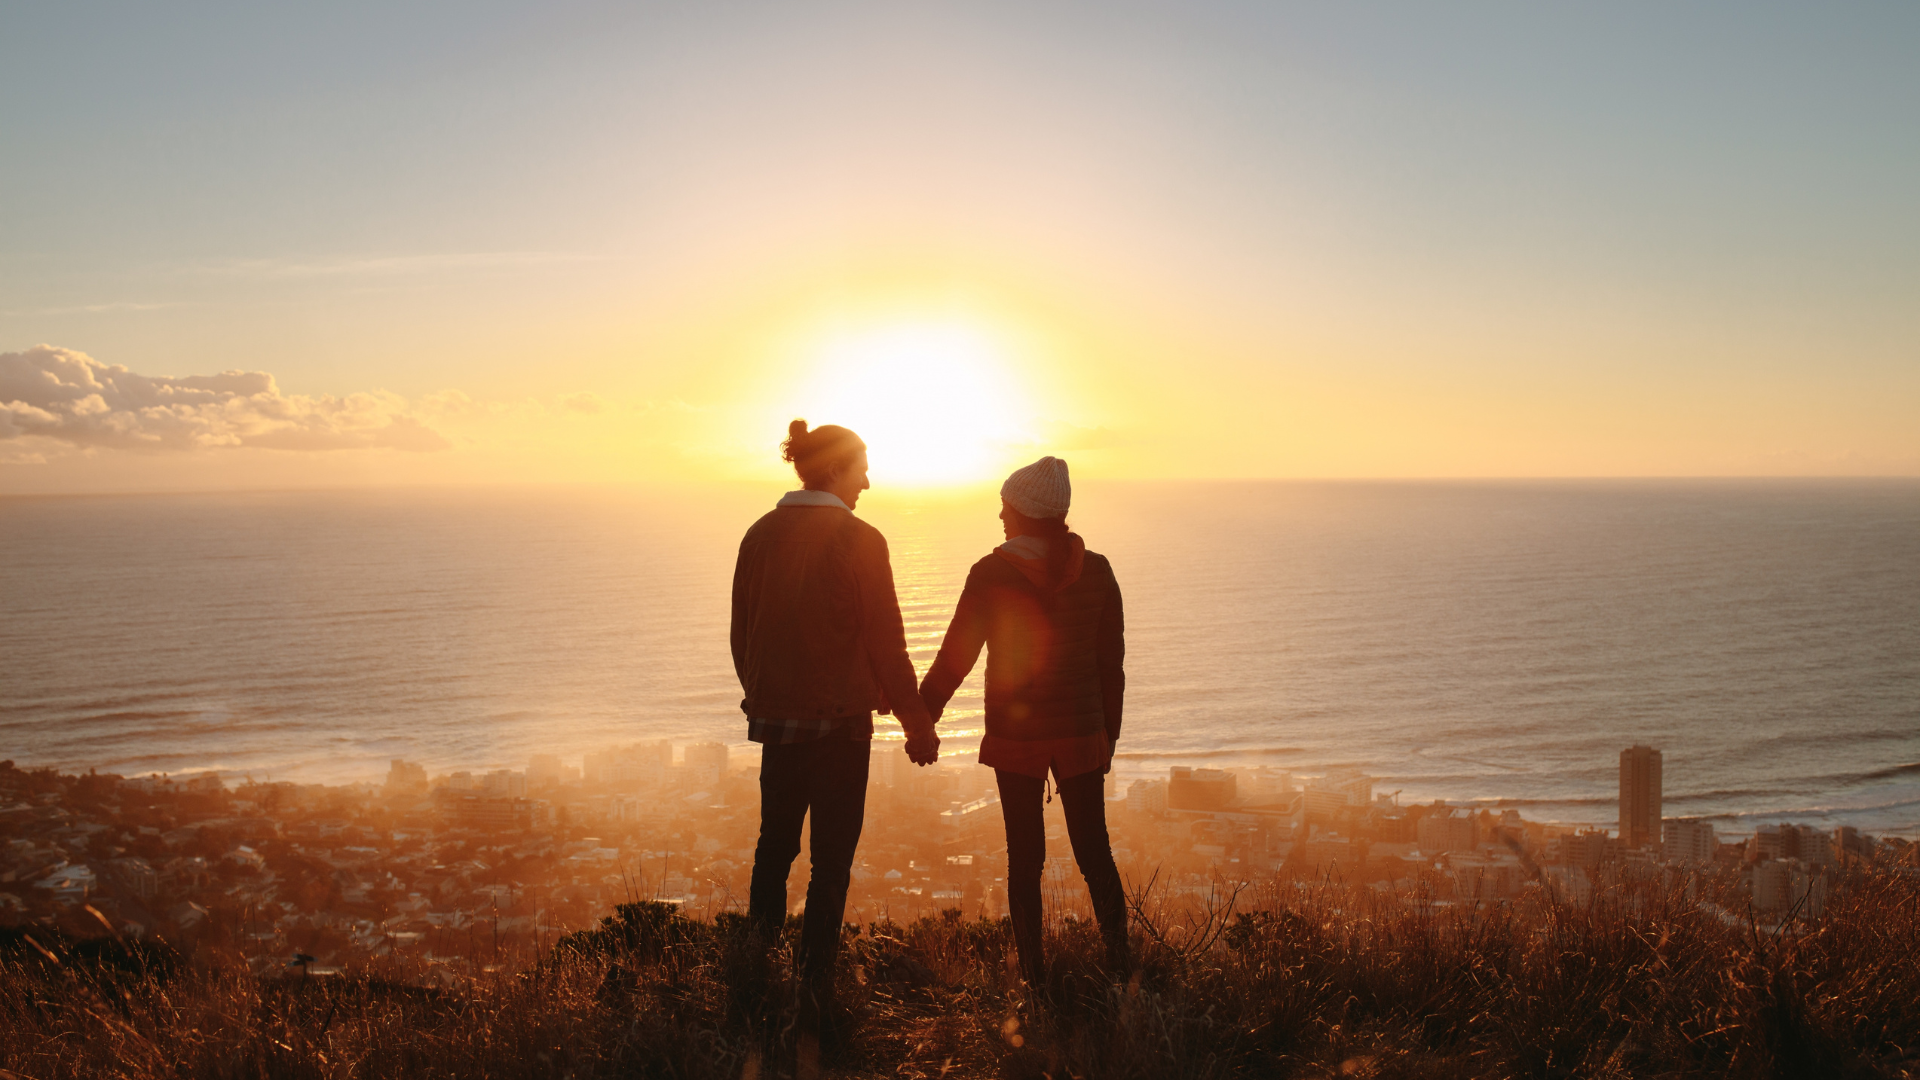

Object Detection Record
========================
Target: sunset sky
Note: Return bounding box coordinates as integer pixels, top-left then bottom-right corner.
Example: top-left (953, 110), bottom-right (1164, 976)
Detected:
top-left (3, 2), bottom-right (1916, 492)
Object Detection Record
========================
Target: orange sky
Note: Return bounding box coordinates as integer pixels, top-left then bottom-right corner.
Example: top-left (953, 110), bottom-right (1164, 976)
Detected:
top-left (3, 4), bottom-right (1916, 493)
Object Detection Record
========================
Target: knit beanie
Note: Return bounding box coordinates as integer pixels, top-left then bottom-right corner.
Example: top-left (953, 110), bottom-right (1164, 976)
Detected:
top-left (1000, 456), bottom-right (1071, 519)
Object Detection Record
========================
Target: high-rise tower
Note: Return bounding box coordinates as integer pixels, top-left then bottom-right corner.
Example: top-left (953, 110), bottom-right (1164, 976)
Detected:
top-left (1619, 745), bottom-right (1663, 850)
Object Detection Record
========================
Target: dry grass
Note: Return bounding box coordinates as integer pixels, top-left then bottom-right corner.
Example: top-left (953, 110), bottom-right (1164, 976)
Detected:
top-left (4, 865), bottom-right (1918, 1079)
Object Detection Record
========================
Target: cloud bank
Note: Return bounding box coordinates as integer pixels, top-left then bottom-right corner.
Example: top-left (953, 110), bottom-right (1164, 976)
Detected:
top-left (0, 345), bottom-right (448, 455)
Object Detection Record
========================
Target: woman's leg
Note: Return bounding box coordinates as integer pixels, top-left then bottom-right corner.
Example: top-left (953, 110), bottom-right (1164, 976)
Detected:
top-left (1056, 770), bottom-right (1129, 974)
top-left (995, 768), bottom-right (1047, 985)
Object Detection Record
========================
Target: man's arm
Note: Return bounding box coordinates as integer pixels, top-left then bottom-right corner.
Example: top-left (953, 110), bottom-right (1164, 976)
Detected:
top-left (1097, 560), bottom-right (1126, 745)
top-left (730, 537), bottom-right (752, 694)
top-left (919, 562), bottom-right (990, 720)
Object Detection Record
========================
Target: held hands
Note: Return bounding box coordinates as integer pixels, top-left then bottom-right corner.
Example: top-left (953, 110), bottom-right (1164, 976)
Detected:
top-left (905, 720), bottom-right (941, 767)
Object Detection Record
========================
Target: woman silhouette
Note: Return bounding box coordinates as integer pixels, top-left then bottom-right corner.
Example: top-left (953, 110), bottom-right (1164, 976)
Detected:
top-left (919, 456), bottom-right (1129, 985)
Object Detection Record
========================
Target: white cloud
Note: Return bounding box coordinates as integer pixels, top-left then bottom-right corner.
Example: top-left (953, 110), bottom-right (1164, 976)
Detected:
top-left (0, 345), bottom-right (449, 454)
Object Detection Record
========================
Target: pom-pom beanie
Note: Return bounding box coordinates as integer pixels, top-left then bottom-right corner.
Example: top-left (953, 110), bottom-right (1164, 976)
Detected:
top-left (1001, 456), bottom-right (1071, 519)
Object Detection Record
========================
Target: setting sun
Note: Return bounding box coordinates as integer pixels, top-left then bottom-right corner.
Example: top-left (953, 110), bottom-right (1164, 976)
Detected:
top-left (788, 318), bottom-right (1036, 487)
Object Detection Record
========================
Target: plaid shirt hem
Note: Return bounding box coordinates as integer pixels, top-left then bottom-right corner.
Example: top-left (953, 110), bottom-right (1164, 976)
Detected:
top-left (748, 714), bottom-right (875, 746)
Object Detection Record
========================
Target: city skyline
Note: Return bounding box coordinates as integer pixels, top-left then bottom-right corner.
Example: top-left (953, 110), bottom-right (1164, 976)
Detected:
top-left (5, 735), bottom-right (1878, 957)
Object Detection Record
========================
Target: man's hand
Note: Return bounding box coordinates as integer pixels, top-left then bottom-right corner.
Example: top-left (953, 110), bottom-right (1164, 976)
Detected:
top-left (905, 723), bottom-right (941, 766)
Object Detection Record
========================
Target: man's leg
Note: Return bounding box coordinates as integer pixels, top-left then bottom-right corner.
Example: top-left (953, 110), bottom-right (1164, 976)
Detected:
top-left (749, 741), bottom-right (812, 943)
top-left (1057, 770), bottom-right (1129, 975)
top-left (795, 736), bottom-right (871, 988)
top-left (995, 768), bottom-right (1047, 986)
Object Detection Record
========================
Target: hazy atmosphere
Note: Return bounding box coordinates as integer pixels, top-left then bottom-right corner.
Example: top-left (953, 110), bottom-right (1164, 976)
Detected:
top-left (6, 7), bottom-right (1920, 1078)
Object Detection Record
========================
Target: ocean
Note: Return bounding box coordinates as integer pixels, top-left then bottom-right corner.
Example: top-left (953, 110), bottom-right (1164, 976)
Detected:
top-left (3, 480), bottom-right (1917, 836)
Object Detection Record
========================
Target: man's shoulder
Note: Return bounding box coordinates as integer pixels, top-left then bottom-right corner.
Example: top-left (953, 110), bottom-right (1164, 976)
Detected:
top-left (836, 512), bottom-right (904, 557)
top-left (742, 504), bottom-right (856, 541)
top-left (738, 508), bottom-right (786, 546)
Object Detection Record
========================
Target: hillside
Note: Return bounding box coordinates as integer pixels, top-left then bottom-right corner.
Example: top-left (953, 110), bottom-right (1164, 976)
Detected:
top-left (5, 867), bottom-right (1919, 1079)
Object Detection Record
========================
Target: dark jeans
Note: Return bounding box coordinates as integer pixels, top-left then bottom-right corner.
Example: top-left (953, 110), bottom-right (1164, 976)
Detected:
top-left (749, 735), bottom-right (871, 987)
top-left (996, 768), bottom-right (1129, 983)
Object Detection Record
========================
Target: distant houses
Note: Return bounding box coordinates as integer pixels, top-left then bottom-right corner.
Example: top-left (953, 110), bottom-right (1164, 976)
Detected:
top-left (2, 739), bottom-right (1899, 969)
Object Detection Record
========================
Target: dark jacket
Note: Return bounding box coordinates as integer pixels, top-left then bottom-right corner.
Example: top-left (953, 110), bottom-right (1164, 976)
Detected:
top-left (920, 545), bottom-right (1124, 744)
top-left (731, 503), bottom-right (930, 726)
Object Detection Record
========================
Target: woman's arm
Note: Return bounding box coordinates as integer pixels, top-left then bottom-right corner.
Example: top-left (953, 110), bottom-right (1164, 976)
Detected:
top-left (918, 561), bottom-right (992, 719)
top-left (1098, 560), bottom-right (1126, 745)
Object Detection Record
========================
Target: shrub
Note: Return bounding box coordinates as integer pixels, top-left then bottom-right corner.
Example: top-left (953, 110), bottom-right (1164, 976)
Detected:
top-left (3, 867), bottom-right (1917, 1078)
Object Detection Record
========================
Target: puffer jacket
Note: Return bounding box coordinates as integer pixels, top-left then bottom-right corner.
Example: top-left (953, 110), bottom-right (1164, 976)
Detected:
top-left (730, 503), bottom-right (930, 726)
top-left (919, 542), bottom-right (1124, 744)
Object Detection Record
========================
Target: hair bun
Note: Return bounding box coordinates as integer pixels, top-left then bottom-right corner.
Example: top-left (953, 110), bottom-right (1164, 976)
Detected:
top-left (781, 419), bottom-right (810, 465)
top-left (780, 419), bottom-right (864, 479)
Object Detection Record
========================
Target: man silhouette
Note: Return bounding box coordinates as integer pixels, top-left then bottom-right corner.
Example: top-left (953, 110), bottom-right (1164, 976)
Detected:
top-left (732, 419), bottom-right (939, 1016)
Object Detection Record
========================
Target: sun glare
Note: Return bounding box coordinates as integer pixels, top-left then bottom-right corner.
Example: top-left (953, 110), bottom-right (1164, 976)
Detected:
top-left (794, 319), bottom-right (1035, 486)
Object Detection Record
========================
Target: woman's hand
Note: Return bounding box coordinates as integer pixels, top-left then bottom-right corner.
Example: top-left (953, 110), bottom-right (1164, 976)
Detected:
top-left (905, 722), bottom-right (941, 766)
